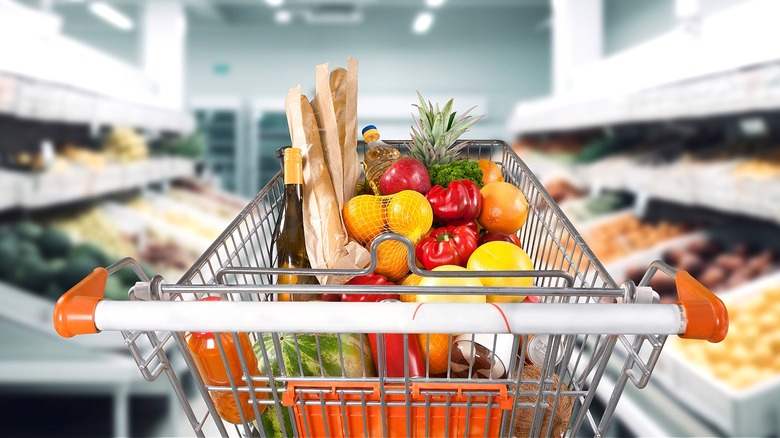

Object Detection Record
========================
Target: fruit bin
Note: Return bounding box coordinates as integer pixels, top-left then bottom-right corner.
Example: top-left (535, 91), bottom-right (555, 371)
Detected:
top-left (653, 272), bottom-right (780, 437)
top-left (52, 140), bottom-right (728, 437)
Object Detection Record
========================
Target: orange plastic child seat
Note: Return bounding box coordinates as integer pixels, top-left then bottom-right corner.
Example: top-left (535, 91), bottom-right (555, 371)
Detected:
top-left (283, 381), bottom-right (512, 437)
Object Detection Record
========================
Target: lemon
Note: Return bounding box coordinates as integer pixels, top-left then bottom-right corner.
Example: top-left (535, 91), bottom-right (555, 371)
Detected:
top-left (416, 265), bottom-right (485, 303)
top-left (467, 241), bottom-right (534, 303)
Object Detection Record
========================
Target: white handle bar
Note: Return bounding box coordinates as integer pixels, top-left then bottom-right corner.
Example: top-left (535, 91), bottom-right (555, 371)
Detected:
top-left (94, 301), bottom-right (686, 335)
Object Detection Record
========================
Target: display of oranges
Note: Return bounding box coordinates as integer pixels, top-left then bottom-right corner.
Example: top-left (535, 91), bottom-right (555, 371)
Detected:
top-left (467, 241), bottom-right (534, 302)
top-left (478, 159), bottom-right (504, 185)
top-left (343, 195), bottom-right (386, 244)
top-left (478, 181), bottom-right (529, 234)
top-left (385, 190), bottom-right (433, 244)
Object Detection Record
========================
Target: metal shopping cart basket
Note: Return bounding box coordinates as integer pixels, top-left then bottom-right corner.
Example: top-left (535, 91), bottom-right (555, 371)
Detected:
top-left (53, 140), bottom-right (728, 437)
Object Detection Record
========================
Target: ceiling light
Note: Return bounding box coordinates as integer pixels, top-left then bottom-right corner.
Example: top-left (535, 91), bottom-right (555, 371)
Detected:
top-left (89, 2), bottom-right (133, 30)
top-left (426, 0), bottom-right (446, 8)
top-left (266, 0), bottom-right (284, 7)
top-left (275, 10), bottom-right (292, 24)
top-left (413, 12), bottom-right (433, 34)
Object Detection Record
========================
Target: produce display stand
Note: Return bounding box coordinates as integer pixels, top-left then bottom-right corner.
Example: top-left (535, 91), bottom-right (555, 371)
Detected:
top-left (52, 141), bottom-right (728, 437)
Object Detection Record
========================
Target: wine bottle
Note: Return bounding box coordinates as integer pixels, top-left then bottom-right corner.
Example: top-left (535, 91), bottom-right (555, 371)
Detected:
top-left (276, 147), bottom-right (320, 300)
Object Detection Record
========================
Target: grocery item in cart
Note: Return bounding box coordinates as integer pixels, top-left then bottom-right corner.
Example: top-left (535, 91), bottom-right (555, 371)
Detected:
top-left (512, 366), bottom-right (573, 437)
top-left (467, 241), bottom-right (533, 302)
top-left (409, 92), bottom-right (483, 169)
top-left (368, 299), bottom-right (425, 378)
top-left (450, 333), bottom-right (514, 379)
top-left (275, 147), bottom-right (319, 300)
top-left (477, 181), bottom-right (530, 234)
top-left (361, 125), bottom-right (401, 195)
top-left (186, 297), bottom-right (265, 424)
top-left (286, 85), bottom-right (369, 284)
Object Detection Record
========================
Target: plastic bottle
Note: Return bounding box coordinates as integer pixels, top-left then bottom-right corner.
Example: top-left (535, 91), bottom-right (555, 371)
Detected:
top-left (361, 125), bottom-right (401, 195)
top-left (186, 297), bottom-right (266, 424)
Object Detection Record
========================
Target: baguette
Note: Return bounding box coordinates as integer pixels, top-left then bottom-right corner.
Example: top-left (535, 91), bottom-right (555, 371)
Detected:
top-left (330, 67), bottom-right (348, 149)
top-left (341, 58), bottom-right (360, 202)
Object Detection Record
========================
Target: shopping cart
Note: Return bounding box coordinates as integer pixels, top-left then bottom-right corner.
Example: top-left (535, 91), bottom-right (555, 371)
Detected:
top-left (53, 140), bottom-right (728, 437)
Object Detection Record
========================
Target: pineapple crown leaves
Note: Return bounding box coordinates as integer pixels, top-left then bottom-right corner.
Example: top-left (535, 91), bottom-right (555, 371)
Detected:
top-left (409, 91), bottom-right (484, 168)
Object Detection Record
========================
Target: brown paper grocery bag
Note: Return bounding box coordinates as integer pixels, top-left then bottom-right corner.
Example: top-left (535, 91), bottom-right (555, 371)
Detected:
top-left (312, 63), bottom-right (345, 209)
top-left (341, 58), bottom-right (360, 203)
top-left (285, 85), bottom-right (369, 284)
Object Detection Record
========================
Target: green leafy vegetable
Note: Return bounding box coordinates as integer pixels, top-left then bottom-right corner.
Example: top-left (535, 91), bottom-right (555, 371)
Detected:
top-left (428, 160), bottom-right (483, 188)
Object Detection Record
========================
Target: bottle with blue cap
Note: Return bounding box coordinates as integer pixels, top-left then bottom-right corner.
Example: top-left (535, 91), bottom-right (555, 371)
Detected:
top-left (361, 125), bottom-right (401, 195)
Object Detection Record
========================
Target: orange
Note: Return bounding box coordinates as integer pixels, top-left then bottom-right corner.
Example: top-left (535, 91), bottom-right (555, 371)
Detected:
top-left (343, 195), bottom-right (385, 244)
top-left (399, 273), bottom-right (423, 302)
top-left (385, 190), bottom-right (433, 244)
top-left (478, 159), bottom-right (504, 185)
top-left (478, 181), bottom-right (529, 234)
top-left (417, 333), bottom-right (453, 375)
top-left (372, 239), bottom-right (411, 282)
top-left (467, 241), bottom-right (534, 302)
top-left (414, 266), bottom-right (485, 375)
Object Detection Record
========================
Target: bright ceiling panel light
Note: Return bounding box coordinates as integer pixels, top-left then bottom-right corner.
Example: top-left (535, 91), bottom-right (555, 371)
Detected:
top-left (275, 10), bottom-right (292, 24)
top-left (89, 2), bottom-right (133, 30)
top-left (266, 0), bottom-right (284, 7)
top-left (413, 12), bottom-right (434, 34)
top-left (426, 0), bottom-right (446, 8)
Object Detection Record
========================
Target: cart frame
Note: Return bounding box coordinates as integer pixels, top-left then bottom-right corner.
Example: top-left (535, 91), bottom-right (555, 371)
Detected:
top-left (53, 140), bottom-right (727, 437)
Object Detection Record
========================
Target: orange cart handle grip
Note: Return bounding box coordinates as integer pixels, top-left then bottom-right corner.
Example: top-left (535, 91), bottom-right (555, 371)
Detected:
top-left (676, 270), bottom-right (728, 343)
top-left (53, 267), bottom-right (107, 338)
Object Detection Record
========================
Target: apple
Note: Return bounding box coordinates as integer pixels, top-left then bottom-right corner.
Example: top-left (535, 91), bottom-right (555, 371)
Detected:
top-left (379, 158), bottom-right (432, 195)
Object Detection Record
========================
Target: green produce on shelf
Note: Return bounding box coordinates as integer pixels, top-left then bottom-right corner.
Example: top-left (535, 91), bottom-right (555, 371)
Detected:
top-left (104, 276), bottom-right (130, 301)
top-left (17, 241), bottom-right (40, 259)
top-left (0, 240), bottom-right (15, 280)
top-left (70, 242), bottom-right (112, 267)
top-left (14, 221), bottom-right (43, 242)
top-left (14, 255), bottom-right (50, 294)
top-left (37, 228), bottom-right (72, 259)
top-left (166, 131), bottom-right (206, 158)
top-left (56, 255), bottom-right (101, 292)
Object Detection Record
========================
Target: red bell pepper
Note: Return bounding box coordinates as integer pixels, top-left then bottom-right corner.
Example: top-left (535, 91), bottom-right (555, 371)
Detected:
top-left (446, 219), bottom-right (479, 233)
top-left (369, 331), bottom-right (425, 378)
top-left (337, 274), bottom-right (399, 302)
top-left (415, 224), bottom-right (479, 270)
top-left (367, 297), bottom-right (424, 378)
top-left (426, 180), bottom-right (483, 224)
top-left (478, 231), bottom-right (522, 248)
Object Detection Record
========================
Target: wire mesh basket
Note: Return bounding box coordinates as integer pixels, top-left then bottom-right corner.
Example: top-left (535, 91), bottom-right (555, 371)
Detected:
top-left (53, 140), bottom-right (728, 437)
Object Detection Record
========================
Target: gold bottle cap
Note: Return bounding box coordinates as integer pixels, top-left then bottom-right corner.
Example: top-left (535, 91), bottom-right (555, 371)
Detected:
top-left (284, 147), bottom-right (303, 185)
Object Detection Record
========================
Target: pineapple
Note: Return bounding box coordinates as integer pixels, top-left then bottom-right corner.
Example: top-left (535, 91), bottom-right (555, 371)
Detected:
top-left (409, 91), bottom-right (483, 168)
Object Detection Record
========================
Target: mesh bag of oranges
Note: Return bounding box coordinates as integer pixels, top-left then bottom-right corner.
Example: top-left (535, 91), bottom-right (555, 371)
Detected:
top-left (343, 190), bottom-right (433, 281)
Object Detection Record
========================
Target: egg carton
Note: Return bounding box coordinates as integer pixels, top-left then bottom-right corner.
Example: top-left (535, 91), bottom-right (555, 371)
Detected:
top-left (653, 272), bottom-right (780, 437)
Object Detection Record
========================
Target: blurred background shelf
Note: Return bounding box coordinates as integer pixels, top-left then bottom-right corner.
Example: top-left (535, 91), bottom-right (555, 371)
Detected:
top-left (0, 157), bottom-right (197, 212)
